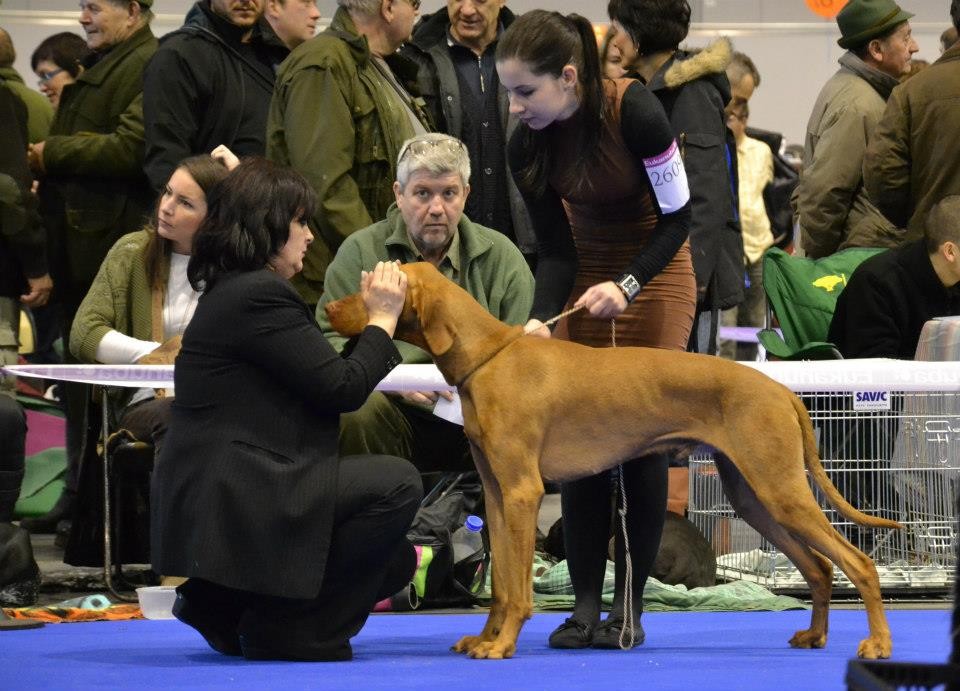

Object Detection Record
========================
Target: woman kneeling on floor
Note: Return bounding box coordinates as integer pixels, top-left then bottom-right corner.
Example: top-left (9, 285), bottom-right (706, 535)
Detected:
top-left (150, 158), bottom-right (422, 662)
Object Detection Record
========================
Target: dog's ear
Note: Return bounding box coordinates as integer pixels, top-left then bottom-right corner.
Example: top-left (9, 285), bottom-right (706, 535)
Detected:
top-left (410, 278), bottom-right (455, 357)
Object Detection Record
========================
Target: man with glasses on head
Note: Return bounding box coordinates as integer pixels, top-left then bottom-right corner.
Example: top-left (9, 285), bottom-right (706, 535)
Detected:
top-left (404, 0), bottom-right (536, 269)
top-left (316, 132), bottom-right (533, 475)
top-left (267, 0), bottom-right (432, 308)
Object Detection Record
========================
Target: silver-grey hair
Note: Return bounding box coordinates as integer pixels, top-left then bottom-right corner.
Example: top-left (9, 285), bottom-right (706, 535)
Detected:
top-left (337, 0), bottom-right (382, 19)
top-left (396, 133), bottom-right (471, 190)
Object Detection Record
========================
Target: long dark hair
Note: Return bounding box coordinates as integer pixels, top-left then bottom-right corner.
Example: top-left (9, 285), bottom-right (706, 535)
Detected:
top-left (496, 10), bottom-right (606, 196)
top-left (188, 158), bottom-right (317, 291)
top-left (144, 155), bottom-right (230, 291)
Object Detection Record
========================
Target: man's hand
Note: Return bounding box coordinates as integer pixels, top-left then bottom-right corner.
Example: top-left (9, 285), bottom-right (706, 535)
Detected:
top-left (20, 274), bottom-right (53, 308)
top-left (395, 390), bottom-right (455, 409)
top-left (27, 142), bottom-right (45, 174)
top-left (524, 318), bottom-right (550, 338)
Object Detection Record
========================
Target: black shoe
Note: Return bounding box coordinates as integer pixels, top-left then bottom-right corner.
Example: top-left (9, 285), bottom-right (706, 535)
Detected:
top-left (591, 616), bottom-right (645, 649)
top-left (19, 492), bottom-right (73, 534)
top-left (172, 592), bottom-right (242, 656)
top-left (240, 639), bottom-right (353, 662)
top-left (0, 523), bottom-right (41, 607)
top-left (548, 617), bottom-right (595, 649)
top-left (53, 520), bottom-right (71, 549)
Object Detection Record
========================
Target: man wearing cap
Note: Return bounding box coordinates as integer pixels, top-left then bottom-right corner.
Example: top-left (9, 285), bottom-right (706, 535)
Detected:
top-left (865, 1), bottom-right (960, 243)
top-left (21, 0), bottom-right (157, 536)
top-left (794, 0), bottom-right (917, 259)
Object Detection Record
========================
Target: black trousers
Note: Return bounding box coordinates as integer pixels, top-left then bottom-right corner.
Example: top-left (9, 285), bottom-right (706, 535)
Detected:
top-left (177, 454), bottom-right (423, 661)
top-left (0, 395), bottom-right (26, 522)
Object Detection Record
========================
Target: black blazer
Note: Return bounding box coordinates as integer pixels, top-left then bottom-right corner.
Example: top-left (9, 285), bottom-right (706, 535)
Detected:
top-left (151, 269), bottom-right (400, 598)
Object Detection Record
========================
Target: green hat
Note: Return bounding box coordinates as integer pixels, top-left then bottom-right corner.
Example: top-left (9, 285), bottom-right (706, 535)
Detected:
top-left (837, 0), bottom-right (913, 50)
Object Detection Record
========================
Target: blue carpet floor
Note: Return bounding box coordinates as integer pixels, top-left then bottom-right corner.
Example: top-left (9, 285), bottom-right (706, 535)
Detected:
top-left (2, 609), bottom-right (949, 690)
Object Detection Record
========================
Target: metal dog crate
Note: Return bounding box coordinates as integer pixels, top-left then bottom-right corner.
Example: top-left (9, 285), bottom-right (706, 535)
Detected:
top-left (688, 389), bottom-right (960, 594)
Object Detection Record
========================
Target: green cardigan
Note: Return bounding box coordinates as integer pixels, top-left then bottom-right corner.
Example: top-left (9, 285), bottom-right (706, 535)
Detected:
top-left (316, 204), bottom-right (534, 362)
top-left (70, 230), bottom-right (164, 363)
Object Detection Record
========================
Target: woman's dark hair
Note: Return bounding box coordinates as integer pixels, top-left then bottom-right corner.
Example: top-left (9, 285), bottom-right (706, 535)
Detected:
top-left (144, 155), bottom-right (231, 290)
top-left (188, 158), bottom-right (317, 291)
top-left (607, 0), bottom-right (691, 56)
top-left (30, 32), bottom-right (91, 76)
top-left (496, 10), bottom-right (605, 196)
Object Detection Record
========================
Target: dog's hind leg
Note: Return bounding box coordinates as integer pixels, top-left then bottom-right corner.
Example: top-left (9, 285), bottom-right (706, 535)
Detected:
top-left (713, 456), bottom-right (835, 650)
top-left (716, 452), bottom-right (892, 659)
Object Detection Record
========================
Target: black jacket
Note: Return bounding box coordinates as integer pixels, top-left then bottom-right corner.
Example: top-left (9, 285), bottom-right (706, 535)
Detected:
top-left (404, 8), bottom-right (536, 255)
top-left (644, 39), bottom-right (742, 311)
top-left (828, 240), bottom-right (960, 359)
top-left (143, 0), bottom-right (288, 190)
top-left (0, 86), bottom-right (45, 299)
top-left (151, 269), bottom-right (401, 598)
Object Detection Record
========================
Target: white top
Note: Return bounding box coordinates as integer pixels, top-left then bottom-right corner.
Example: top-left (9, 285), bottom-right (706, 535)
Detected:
top-left (93, 253), bottom-right (200, 403)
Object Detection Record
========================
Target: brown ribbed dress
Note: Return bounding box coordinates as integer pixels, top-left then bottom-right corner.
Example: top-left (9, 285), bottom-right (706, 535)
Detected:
top-left (548, 80), bottom-right (696, 351)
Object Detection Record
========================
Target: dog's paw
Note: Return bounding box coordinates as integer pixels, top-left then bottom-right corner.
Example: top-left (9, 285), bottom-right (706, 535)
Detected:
top-left (466, 639), bottom-right (516, 660)
top-left (857, 636), bottom-right (892, 659)
top-left (451, 635), bottom-right (484, 655)
top-left (788, 629), bottom-right (827, 649)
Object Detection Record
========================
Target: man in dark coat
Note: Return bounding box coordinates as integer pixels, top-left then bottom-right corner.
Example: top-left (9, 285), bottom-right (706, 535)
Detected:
top-left (143, 0), bottom-right (289, 191)
top-left (23, 0), bottom-right (157, 535)
top-left (404, 0), bottom-right (536, 266)
top-left (829, 195), bottom-right (960, 359)
top-left (0, 85), bottom-right (48, 604)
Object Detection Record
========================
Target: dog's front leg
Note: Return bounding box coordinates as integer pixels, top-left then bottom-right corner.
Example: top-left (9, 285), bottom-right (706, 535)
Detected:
top-left (468, 465), bottom-right (542, 658)
top-left (452, 447), bottom-right (508, 655)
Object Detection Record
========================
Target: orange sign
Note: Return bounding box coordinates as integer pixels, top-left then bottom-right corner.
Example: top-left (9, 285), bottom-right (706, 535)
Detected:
top-left (805, 0), bottom-right (849, 19)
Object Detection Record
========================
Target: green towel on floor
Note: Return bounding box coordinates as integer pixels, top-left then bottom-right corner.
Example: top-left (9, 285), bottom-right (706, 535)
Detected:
top-left (477, 556), bottom-right (808, 612)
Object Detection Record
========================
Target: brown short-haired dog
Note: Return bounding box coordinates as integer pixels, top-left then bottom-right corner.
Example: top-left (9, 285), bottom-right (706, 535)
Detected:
top-left (325, 262), bottom-right (900, 660)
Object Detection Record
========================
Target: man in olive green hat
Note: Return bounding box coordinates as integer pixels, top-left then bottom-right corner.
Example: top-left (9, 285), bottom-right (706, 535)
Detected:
top-left (794, 0), bottom-right (916, 259)
top-left (866, 0), bottom-right (960, 242)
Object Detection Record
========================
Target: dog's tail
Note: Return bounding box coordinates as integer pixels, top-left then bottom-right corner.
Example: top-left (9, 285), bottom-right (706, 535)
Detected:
top-left (792, 395), bottom-right (903, 531)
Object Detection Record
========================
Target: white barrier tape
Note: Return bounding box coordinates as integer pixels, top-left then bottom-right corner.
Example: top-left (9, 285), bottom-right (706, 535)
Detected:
top-left (4, 358), bottom-right (960, 393)
top-left (1, 363), bottom-right (453, 392)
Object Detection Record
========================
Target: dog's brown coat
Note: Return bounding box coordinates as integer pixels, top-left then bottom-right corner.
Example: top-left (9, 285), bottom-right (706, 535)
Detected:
top-left (325, 263), bottom-right (900, 660)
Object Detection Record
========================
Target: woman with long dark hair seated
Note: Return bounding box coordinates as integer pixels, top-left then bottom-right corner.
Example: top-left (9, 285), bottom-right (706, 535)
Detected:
top-left (151, 158), bottom-right (422, 662)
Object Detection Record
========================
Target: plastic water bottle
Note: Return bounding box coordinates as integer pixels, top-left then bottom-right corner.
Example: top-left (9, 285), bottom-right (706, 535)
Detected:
top-left (451, 514), bottom-right (484, 564)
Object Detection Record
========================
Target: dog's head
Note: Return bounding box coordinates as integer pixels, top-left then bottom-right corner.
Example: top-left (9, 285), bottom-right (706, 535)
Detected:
top-left (324, 262), bottom-right (455, 357)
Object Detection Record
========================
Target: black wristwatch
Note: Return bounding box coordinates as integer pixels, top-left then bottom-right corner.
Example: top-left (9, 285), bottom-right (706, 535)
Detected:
top-left (614, 273), bottom-right (641, 303)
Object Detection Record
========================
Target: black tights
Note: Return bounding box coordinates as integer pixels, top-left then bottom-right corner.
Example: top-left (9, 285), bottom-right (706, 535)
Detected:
top-left (561, 454), bottom-right (669, 625)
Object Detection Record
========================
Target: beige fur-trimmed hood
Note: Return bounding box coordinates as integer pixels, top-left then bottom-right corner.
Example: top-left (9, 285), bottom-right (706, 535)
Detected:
top-left (663, 37), bottom-right (732, 90)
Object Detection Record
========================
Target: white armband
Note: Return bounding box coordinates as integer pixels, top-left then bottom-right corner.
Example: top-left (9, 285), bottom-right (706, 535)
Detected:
top-left (642, 140), bottom-right (690, 213)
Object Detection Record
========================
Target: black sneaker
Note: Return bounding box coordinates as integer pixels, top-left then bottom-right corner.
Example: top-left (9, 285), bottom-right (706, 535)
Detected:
top-left (591, 616), bottom-right (644, 649)
top-left (548, 617), bottom-right (595, 649)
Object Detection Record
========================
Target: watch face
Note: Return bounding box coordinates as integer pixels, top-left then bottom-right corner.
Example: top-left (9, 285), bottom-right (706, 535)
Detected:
top-left (618, 274), bottom-right (640, 300)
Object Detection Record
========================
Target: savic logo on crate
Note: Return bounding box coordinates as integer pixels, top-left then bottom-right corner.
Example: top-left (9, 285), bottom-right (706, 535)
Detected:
top-left (852, 390), bottom-right (892, 411)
